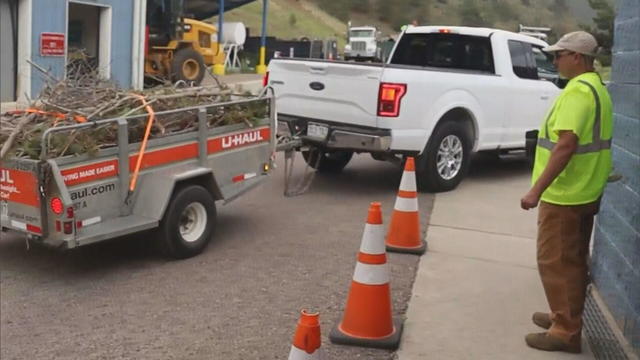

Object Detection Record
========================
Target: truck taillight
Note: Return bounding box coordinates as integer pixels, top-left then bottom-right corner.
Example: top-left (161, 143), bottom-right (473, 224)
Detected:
top-left (263, 71), bottom-right (270, 87)
top-left (66, 206), bottom-right (74, 219)
top-left (377, 83), bottom-right (407, 117)
top-left (50, 197), bottom-right (64, 215)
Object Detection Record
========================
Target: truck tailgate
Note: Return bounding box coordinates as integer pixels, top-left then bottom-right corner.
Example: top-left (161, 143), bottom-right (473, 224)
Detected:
top-left (1, 161), bottom-right (44, 236)
top-left (269, 60), bottom-right (382, 127)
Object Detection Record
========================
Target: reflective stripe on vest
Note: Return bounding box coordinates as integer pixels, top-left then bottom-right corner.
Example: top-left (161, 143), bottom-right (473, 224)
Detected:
top-left (538, 79), bottom-right (612, 154)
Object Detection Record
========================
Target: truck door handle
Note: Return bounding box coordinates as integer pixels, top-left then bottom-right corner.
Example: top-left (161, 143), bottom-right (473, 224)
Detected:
top-left (309, 66), bottom-right (328, 75)
top-left (540, 95), bottom-right (549, 100)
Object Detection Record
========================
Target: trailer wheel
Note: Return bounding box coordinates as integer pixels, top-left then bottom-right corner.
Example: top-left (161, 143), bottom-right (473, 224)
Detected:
top-left (171, 48), bottom-right (206, 85)
top-left (159, 185), bottom-right (216, 259)
top-left (415, 121), bottom-right (472, 192)
top-left (302, 148), bottom-right (353, 173)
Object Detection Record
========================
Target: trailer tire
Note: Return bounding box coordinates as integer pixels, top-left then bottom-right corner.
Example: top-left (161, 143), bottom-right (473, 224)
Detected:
top-left (302, 149), bottom-right (353, 173)
top-left (415, 121), bottom-right (472, 192)
top-left (159, 185), bottom-right (216, 259)
top-left (171, 48), bottom-right (206, 85)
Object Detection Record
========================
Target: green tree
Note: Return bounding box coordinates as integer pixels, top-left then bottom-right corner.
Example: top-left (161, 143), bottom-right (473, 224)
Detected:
top-left (580, 0), bottom-right (614, 64)
top-left (288, 13), bottom-right (297, 28)
top-left (459, 0), bottom-right (488, 27)
top-left (377, 0), bottom-right (394, 22)
top-left (351, 0), bottom-right (369, 13)
top-left (494, 0), bottom-right (517, 22)
top-left (551, 0), bottom-right (568, 13)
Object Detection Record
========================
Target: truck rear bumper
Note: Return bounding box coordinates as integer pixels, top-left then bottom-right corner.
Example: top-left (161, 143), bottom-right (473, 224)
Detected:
top-left (279, 114), bottom-right (406, 153)
top-left (322, 129), bottom-right (391, 152)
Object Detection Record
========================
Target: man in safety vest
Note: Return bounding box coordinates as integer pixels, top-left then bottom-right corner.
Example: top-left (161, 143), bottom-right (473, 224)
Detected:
top-left (520, 31), bottom-right (613, 353)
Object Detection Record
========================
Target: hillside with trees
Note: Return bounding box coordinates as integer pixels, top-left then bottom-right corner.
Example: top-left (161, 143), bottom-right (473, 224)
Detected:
top-left (311, 0), bottom-right (613, 43)
top-left (219, 0), bottom-right (614, 57)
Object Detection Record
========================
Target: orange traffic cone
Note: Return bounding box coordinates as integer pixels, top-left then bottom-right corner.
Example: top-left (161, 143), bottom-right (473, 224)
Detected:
top-left (386, 157), bottom-right (426, 255)
top-left (288, 310), bottom-right (323, 360)
top-left (329, 202), bottom-right (403, 350)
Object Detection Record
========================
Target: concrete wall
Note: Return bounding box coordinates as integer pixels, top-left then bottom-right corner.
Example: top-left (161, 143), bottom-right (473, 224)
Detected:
top-left (592, 0), bottom-right (640, 354)
top-left (28, 0), bottom-right (134, 96)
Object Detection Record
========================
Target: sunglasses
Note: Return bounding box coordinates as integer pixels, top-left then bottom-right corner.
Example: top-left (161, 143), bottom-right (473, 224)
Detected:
top-left (554, 51), bottom-right (575, 60)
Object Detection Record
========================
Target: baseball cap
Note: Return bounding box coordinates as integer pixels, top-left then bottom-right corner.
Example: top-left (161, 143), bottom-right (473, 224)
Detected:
top-left (543, 31), bottom-right (599, 56)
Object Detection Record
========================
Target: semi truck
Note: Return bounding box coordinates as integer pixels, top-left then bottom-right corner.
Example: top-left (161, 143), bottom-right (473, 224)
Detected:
top-left (343, 24), bottom-right (381, 62)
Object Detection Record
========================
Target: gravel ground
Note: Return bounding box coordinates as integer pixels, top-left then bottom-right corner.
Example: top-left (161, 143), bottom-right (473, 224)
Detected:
top-left (0, 153), bottom-right (434, 360)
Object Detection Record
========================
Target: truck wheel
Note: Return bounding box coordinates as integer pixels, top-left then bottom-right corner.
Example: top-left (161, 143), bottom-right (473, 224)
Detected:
top-left (302, 149), bottom-right (353, 173)
top-left (159, 185), bottom-right (216, 259)
top-left (416, 121), bottom-right (472, 192)
top-left (171, 48), bottom-right (206, 85)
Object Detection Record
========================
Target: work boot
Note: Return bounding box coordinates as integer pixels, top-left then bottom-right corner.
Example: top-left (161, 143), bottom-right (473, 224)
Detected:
top-left (525, 332), bottom-right (581, 353)
top-left (532, 312), bottom-right (551, 329)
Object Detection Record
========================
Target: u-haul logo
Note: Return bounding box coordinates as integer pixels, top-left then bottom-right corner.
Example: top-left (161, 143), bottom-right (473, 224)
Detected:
top-left (0, 168), bottom-right (39, 207)
top-left (208, 127), bottom-right (270, 153)
top-left (0, 169), bottom-right (14, 184)
top-left (221, 130), bottom-right (265, 149)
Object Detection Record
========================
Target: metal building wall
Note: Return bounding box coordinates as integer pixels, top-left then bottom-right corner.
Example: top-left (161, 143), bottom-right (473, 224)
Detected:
top-left (28, 0), bottom-right (135, 97)
top-left (0, 0), bottom-right (17, 101)
top-left (592, 0), bottom-right (640, 354)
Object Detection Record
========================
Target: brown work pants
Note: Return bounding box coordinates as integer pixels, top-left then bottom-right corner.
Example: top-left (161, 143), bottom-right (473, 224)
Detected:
top-left (537, 200), bottom-right (600, 344)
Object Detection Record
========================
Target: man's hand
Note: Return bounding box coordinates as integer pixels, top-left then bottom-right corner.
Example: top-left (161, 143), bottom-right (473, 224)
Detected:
top-left (521, 189), bottom-right (542, 210)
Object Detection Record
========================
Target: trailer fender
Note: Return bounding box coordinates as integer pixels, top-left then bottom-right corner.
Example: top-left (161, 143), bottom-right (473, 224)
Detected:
top-left (132, 165), bottom-right (222, 222)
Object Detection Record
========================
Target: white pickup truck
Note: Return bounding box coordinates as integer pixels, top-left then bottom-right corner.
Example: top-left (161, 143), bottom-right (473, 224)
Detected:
top-left (268, 26), bottom-right (564, 191)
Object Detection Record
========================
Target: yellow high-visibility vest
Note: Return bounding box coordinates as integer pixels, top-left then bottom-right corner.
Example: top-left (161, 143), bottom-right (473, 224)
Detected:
top-left (532, 72), bottom-right (613, 205)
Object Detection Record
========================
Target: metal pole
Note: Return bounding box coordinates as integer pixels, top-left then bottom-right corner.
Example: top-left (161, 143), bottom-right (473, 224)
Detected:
top-left (256, 0), bottom-right (268, 74)
top-left (213, 0), bottom-right (226, 75)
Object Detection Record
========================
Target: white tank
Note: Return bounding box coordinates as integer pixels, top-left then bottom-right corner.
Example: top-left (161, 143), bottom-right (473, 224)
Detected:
top-left (221, 22), bottom-right (247, 45)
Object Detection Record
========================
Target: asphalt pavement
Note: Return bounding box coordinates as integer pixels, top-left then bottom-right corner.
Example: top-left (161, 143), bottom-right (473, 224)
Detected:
top-left (0, 152), bottom-right (430, 360)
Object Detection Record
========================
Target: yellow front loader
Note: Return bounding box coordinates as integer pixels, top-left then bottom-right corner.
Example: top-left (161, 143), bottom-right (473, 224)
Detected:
top-left (145, 18), bottom-right (226, 85)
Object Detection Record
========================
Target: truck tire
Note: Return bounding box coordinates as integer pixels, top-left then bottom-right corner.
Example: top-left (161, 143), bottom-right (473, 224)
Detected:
top-left (171, 48), bottom-right (206, 85)
top-left (302, 149), bottom-right (353, 173)
top-left (159, 185), bottom-right (216, 259)
top-left (416, 121), bottom-right (472, 192)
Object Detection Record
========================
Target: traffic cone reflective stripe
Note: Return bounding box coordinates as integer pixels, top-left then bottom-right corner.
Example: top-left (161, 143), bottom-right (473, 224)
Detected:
top-left (288, 310), bottom-right (322, 360)
top-left (330, 202), bottom-right (403, 349)
top-left (386, 157), bottom-right (426, 255)
top-left (393, 196), bottom-right (419, 212)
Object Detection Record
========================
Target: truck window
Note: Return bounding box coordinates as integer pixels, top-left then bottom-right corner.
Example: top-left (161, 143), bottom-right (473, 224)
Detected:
top-left (508, 40), bottom-right (539, 80)
top-left (390, 33), bottom-right (494, 73)
top-left (350, 30), bottom-right (374, 38)
top-left (532, 46), bottom-right (567, 88)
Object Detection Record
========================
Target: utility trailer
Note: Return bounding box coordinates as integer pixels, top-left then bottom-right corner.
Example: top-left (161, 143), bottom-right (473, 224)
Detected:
top-left (0, 94), bottom-right (276, 258)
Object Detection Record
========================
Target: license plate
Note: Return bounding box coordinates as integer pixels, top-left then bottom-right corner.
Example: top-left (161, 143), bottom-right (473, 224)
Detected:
top-left (307, 123), bottom-right (329, 140)
top-left (1, 201), bottom-right (7, 217)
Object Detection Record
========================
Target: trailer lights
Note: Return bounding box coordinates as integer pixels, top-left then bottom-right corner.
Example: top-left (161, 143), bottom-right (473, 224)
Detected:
top-left (50, 197), bottom-right (64, 215)
top-left (66, 206), bottom-right (74, 219)
top-left (63, 221), bottom-right (73, 235)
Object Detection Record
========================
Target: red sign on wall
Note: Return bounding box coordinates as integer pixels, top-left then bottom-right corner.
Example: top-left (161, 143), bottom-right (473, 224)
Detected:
top-left (40, 32), bottom-right (65, 56)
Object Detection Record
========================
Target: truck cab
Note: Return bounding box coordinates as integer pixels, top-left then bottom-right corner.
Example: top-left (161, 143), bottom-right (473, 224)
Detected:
top-left (344, 26), bottom-right (379, 61)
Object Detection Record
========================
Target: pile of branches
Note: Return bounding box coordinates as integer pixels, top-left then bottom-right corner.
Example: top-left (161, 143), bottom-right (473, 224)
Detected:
top-left (1, 54), bottom-right (267, 160)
